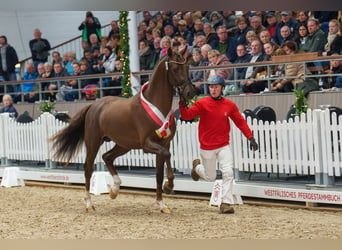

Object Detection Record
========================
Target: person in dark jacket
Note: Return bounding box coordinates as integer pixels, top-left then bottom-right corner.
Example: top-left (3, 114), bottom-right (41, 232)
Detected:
top-left (0, 35), bottom-right (19, 93)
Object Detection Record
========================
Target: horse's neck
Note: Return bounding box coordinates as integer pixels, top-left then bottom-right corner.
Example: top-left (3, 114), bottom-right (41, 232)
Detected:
top-left (144, 75), bottom-right (173, 116)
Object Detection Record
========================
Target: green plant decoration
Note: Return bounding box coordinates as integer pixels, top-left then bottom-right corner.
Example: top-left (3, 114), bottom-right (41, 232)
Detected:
top-left (119, 11), bottom-right (132, 98)
top-left (39, 98), bottom-right (56, 113)
top-left (293, 88), bottom-right (308, 119)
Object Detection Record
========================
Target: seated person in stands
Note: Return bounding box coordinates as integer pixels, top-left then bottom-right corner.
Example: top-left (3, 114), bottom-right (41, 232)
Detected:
top-left (271, 41), bottom-right (311, 92)
top-left (103, 58), bottom-right (122, 96)
top-left (14, 62), bottom-right (39, 103)
top-left (323, 55), bottom-right (342, 89)
top-left (78, 59), bottom-right (99, 100)
top-left (46, 62), bottom-right (72, 102)
top-left (0, 94), bottom-right (18, 118)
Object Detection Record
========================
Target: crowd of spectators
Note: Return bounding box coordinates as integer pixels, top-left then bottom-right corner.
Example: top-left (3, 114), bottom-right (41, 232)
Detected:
top-left (0, 10), bottom-right (342, 104)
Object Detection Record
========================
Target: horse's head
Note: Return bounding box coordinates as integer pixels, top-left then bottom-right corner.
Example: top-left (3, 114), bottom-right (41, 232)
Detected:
top-left (164, 47), bottom-right (199, 102)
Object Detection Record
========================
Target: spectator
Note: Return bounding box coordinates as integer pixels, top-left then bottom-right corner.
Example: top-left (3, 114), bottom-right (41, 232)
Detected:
top-left (294, 24), bottom-right (309, 50)
top-left (0, 35), bottom-right (19, 93)
top-left (51, 51), bottom-right (63, 67)
top-left (107, 20), bottom-right (119, 38)
top-left (142, 11), bottom-right (152, 27)
top-left (244, 41), bottom-right (282, 93)
top-left (213, 25), bottom-right (237, 63)
top-left (278, 25), bottom-right (296, 45)
top-left (16, 62), bottom-right (39, 103)
top-left (258, 30), bottom-right (272, 45)
top-left (163, 25), bottom-right (175, 38)
top-left (223, 44), bottom-right (252, 95)
top-left (108, 33), bottom-right (121, 57)
top-left (232, 16), bottom-right (250, 47)
top-left (78, 11), bottom-right (102, 44)
top-left (148, 37), bottom-right (162, 70)
top-left (99, 45), bottom-right (116, 80)
top-left (0, 94), bottom-right (18, 118)
top-left (29, 29), bottom-right (51, 70)
top-left (88, 33), bottom-right (101, 52)
top-left (41, 62), bottom-right (54, 100)
top-left (64, 51), bottom-right (79, 75)
top-left (297, 11), bottom-right (310, 26)
top-left (200, 43), bottom-right (212, 64)
top-left (322, 55), bottom-right (342, 88)
top-left (48, 62), bottom-right (71, 102)
top-left (190, 48), bottom-right (209, 94)
top-left (208, 11), bottom-right (223, 30)
top-left (193, 19), bottom-right (205, 37)
top-left (203, 22), bottom-right (219, 48)
top-left (271, 41), bottom-right (310, 92)
top-left (313, 11), bottom-right (338, 33)
top-left (249, 15), bottom-right (267, 36)
top-left (139, 40), bottom-right (152, 71)
top-left (273, 11), bottom-right (299, 46)
top-left (222, 11), bottom-right (237, 32)
top-left (80, 48), bottom-right (94, 65)
top-left (241, 39), bottom-right (266, 93)
top-left (100, 36), bottom-right (109, 55)
top-left (264, 11), bottom-right (278, 37)
top-left (192, 34), bottom-right (207, 50)
top-left (301, 18), bottom-right (327, 55)
top-left (206, 49), bottom-right (232, 81)
top-left (63, 61), bottom-right (81, 101)
top-left (159, 36), bottom-right (172, 58)
top-left (245, 30), bottom-right (258, 54)
top-left (323, 19), bottom-right (341, 56)
top-left (78, 60), bottom-right (99, 100)
top-left (176, 20), bottom-right (194, 46)
top-left (103, 58), bottom-right (123, 96)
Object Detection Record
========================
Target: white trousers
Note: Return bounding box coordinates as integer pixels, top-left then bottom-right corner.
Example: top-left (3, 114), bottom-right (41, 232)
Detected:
top-left (195, 145), bottom-right (234, 204)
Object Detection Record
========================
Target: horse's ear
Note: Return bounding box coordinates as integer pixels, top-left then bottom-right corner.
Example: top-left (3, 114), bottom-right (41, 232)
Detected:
top-left (167, 47), bottom-right (174, 57)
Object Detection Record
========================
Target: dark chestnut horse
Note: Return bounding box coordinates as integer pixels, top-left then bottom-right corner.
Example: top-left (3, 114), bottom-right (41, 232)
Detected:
top-left (50, 48), bottom-right (198, 213)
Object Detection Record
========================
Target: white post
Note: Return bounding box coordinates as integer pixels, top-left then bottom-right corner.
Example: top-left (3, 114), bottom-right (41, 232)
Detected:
top-left (127, 11), bottom-right (141, 96)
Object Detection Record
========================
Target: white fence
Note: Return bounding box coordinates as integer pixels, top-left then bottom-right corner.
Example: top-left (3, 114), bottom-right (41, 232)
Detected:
top-left (0, 108), bottom-right (341, 184)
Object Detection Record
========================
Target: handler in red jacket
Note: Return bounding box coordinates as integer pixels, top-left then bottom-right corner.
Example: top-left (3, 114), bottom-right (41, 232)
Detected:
top-left (179, 74), bottom-right (258, 214)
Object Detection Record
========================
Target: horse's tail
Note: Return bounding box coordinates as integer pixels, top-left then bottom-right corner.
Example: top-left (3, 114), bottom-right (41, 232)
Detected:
top-left (50, 104), bottom-right (92, 163)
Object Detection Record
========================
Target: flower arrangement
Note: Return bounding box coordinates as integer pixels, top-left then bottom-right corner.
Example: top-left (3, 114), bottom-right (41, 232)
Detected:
top-left (39, 98), bottom-right (56, 113)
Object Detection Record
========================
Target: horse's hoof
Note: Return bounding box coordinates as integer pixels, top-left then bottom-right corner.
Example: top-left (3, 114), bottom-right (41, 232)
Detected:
top-left (109, 189), bottom-right (118, 199)
top-left (161, 207), bottom-right (171, 213)
top-left (163, 182), bottom-right (175, 195)
top-left (86, 206), bottom-right (95, 212)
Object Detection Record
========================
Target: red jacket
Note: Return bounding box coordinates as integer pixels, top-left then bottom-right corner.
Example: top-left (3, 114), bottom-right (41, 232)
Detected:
top-left (180, 96), bottom-right (253, 150)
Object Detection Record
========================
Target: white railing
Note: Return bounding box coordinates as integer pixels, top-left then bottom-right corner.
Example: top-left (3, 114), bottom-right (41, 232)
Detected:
top-left (0, 108), bottom-right (341, 184)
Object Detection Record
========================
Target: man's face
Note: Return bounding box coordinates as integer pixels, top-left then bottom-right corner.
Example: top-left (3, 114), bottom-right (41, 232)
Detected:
top-left (330, 60), bottom-right (341, 68)
top-left (251, 41), bottom-right (262, 55)
top-left (236, 45), bottom-right (246, 57)
top-left (217, 28), bottom-right (228, 42)
top-left (209, 84), bottom-right (223, 98)
top-left (307, 20), bottom-right (318, 34)
top-left (0, 37), bottom-right (5, 46)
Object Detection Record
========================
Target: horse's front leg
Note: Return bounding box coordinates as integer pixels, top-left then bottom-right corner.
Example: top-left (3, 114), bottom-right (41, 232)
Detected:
top-left (143, 138), bottom-right (172, 213)
top-left (155, 154), bottom-right (171, 213)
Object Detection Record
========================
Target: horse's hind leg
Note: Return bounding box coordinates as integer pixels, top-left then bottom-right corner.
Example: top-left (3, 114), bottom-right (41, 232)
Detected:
top-left (163, 156), bottom-right (175, 195)
top-left (102, 145), bottom-right (129, 199)
top-left (84, 141), bottom-right (102, 212)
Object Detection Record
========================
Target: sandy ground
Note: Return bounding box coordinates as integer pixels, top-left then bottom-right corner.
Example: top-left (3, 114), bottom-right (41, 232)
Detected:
top-left (1, 185), bottom-right (342, 239)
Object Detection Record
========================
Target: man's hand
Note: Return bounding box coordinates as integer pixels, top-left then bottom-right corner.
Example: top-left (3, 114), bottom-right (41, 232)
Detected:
top-left (179, 96), bottom-right (188, 108)
top-left (249, 137), bottom-right (258, 151)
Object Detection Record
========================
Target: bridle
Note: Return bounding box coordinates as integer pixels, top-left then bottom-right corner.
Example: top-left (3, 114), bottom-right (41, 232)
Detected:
top-left (164, 55), bottom-right (192, 96)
